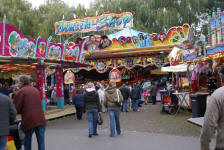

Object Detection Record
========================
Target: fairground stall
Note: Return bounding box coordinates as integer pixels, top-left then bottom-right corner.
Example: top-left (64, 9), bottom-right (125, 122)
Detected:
top-left (0, 16), bottom-right (87, 112)
top-left (174, 8), bottom-right (224, 118)
top-left (54, 11), bottom-right (192, 93)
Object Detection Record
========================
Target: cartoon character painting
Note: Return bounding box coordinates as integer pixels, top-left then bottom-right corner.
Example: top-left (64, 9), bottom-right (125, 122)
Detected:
top-left (48, 45), bottom-right (61, 59)
top-left (85, 35), bottom-right (99, 52)
top-left (145, 34), bottom-right (152, 47)
top-left (99, 35), bottom-right (112, 49)
top-left (194, 40), bottom-right (206, 58)
top-left (138, 33), bottom-right (145, 47)
top-left (38, 42), bottom-right (46, 54)
top-left (8, 31), bottom-right (35, 57)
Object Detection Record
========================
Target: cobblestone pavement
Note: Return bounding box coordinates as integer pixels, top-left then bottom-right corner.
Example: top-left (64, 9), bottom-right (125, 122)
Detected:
top-left (31, 104), bottom-right (215, 150)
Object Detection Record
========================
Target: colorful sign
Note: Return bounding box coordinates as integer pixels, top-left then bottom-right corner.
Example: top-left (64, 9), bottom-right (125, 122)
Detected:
top-left (7, 31), bottom-right (36, 57)
top-left (109, 69), bottom-right (121, 82)
top-left (101, 24), bottom-right (191, 51)
top-left (64, 42), bottom-right (83, 62)
top-left (54, 12), bottom-right (133, 35)
top-left (64, 70), bottom-right (75, 84)
top-left (194, 40), bottom-right (206, 58)
top-left (36, 38), bottom-right (47, 58)
top-left (96, 61), bottom-right (107, 73)
top-left (47, 42), bottom-right (63, 60)
top-left (0, 23), bottom-right (85, 63)
top-left (168, 47), bottom-right (183, 66)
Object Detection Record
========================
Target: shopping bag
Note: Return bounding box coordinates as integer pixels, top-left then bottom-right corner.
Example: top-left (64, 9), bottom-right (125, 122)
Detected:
top-left (5, 136), bottom-right (16, 150)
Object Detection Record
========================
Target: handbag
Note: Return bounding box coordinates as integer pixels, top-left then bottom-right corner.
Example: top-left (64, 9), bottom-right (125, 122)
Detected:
top-left (116, 89), bottom-right (122, 107)
top-left (97, 113), bottom-right (103, 125)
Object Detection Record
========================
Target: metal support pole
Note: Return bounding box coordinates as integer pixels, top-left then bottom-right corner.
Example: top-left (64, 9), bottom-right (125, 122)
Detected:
top-left (2, 14), bottom-right (6, 56)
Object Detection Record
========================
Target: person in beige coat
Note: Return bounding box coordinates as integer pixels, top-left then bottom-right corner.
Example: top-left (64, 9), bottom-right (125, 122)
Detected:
top-left (200, 65), bottom-right (224, 150)
top-left (104, 81), bottom-right (123, 137)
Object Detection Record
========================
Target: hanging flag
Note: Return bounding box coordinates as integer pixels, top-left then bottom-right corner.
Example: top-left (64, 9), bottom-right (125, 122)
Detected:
top-left (84, 12), bottom-right (87, 18)
top-left (96, 10), bottom-right (98, 17)
top-left (62, 12), bottom-right (65, 21)
top-left (73, 9), bottom-right (76, 20)
top-left (120, 8), bottom-right (122, 14)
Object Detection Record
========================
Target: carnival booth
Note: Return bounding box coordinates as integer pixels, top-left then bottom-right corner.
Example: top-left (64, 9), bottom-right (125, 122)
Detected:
top-left (56, 12), bottom-right (192, 85)
top-left (0, 18), bottom-right (87, 112)
top-left (53, 11), bottom-right (194, 108)
top-left (161, 46), bottom-right (194, 114)
top-left (180, 8), bottom-right (224, 118)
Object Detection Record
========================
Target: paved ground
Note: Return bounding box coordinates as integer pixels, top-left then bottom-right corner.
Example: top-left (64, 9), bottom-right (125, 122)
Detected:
top-left (30, 104), bottom-right (215, 150)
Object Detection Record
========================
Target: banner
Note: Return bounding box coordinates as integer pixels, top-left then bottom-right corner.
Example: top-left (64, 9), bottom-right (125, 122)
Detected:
top-left (109, 69), bottom-right (121, 82)
top-left (54, 12), bottom-right (133, 35)
top-left (0, 23), bottom-right (85, 64)
top-left (4, 24), bottom-right (36, 57)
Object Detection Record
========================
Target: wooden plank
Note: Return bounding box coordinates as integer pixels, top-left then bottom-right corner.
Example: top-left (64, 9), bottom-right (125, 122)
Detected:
top-left (16, 105), bottom-right (76, 121)
top-left (187, 117), bottom-right (204, 127)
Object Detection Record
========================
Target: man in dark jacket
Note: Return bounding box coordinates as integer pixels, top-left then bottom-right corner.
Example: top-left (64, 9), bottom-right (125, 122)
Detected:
top-left (131, 83), bottom-right (142, 111)
top-left (14, 76), bottom-right (46, 150)
top-left (0, 94), bottom-right (17, 150)
top-left (150, 82), bottom-right (157, 105)
top-left (119, 84), bottom-right (130, 112)
top-left (72, 89), bottom-right (84, 120)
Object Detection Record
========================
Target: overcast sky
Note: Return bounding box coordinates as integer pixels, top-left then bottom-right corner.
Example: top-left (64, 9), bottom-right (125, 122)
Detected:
top-left (27, 0), bottom-right (94, 8)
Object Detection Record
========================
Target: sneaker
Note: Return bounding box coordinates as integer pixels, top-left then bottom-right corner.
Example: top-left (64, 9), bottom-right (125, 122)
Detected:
top-left (93, 133), bottom-right (98, 136)
top-left (88, 134), bottom-right (92, 138)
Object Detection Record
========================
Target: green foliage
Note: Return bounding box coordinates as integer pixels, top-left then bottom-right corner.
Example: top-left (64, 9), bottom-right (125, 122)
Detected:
top-left (0, 0), bottom-right (224, 43)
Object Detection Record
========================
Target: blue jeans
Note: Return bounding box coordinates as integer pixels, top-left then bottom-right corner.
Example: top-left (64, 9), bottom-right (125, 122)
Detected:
top-left (123, 99), bottom-right (128, 112)
top-left (108, 107), bottom-right (121, 137)
top-left (0, 136), bottom-right (7, 150)
top-left (86, 109), bottom-right (98, 135)
top-left (25, 125), bottom-right (45, 150)
top-left (133, 99), bottom-right (139, 111)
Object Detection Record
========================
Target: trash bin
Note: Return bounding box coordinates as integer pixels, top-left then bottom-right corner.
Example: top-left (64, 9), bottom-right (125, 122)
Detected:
top-left (190, 94), bottom-right (208, 118)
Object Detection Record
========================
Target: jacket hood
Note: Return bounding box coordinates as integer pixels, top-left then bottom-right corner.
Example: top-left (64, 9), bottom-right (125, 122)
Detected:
top-left (106, 87), bottom-right (116, 94)
top-left (86, 88), bottom-right (95, 92)
top-left (85, 90), bottom-right (96, 97)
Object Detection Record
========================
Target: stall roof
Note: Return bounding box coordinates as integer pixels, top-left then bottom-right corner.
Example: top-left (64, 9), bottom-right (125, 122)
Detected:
top-left (86, 45), bottom-right (174, 60)
top-left (108, 28), bottom-right (147, 39)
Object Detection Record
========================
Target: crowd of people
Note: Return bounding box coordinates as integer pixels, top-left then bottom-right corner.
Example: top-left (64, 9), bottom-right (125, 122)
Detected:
top-left (0, 76), bottom-right (46, 150)
top-left (1, 71), bottom-right (224, 150)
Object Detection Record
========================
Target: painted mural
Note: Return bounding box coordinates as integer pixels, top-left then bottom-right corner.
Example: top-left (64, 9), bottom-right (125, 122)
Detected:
top-left (0, 23), bottom-right (85, 64)
top-left (8, 31), bottom-right (36, 57)
top-left (81, 24), bottom-right (190, 52)
top-left (55, 12), bottom-right (133, 35)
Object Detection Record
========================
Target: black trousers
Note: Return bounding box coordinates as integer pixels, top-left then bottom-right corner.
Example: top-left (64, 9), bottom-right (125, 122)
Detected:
top-left (215, 148), bottom-right (224, 150)
top-left (10, 125), bottom-right (21, 150)
top-left (152, 96), bottom-right (156, 104)
top-left (75, 106), bottom-right (83, 120)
